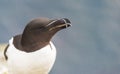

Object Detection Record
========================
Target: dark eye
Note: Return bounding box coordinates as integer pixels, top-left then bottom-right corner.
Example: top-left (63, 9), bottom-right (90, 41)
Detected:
top-left (37, 26), bottom-right (45, 30)
top-left (31, 23), bottom-right (46, 30)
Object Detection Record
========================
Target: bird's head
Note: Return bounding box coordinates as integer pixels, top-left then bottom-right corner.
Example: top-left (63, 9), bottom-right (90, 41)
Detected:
top-left (21, 17), bottom-right (71, 50)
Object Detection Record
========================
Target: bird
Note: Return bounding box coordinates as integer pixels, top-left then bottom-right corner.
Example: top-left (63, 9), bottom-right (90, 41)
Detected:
top-left (3, 17), bottom-right (71, 74)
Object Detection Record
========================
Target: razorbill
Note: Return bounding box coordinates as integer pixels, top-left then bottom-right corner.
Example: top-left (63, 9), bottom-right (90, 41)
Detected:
top-left (4, 17), bottom-right (71, 74)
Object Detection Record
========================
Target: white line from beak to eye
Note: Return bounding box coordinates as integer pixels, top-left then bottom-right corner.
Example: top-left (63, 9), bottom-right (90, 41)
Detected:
top-left (47, 20), bottom-right (57, 27)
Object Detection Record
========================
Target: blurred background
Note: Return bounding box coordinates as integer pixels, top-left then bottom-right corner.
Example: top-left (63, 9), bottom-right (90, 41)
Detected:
top-left (0, 0), bottom-right (120, 74)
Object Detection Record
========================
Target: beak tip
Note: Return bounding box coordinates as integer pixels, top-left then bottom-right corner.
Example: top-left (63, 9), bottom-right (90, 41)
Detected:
top-left (61, 18), bottom-right (72, 28)
top-left (66, 23), bottom-right (72, 28)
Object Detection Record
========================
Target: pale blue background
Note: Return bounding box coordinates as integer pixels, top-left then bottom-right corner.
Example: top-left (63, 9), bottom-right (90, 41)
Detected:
top-left (0, 0), bottom-right (120, 74)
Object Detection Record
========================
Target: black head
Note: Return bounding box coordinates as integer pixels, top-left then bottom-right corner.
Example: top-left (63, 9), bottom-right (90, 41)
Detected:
top-left (24, 17), bottom-right (71, 33)
top-left (16, 17), bottom-right (71, 52)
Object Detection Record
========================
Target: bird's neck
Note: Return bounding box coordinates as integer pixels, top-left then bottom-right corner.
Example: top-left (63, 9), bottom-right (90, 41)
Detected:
top-left (21, 34), bottom-right (51, 52)
top-left (13, 34), bottom-right (51, 52)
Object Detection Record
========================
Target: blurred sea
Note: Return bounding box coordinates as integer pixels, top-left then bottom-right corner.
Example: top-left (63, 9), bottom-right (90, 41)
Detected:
top-left (0, 0), bottom-right (120, 74)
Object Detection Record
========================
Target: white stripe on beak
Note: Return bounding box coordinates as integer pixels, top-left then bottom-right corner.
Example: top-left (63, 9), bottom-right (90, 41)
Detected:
top-left (62, 19), bottom-right (71, 28)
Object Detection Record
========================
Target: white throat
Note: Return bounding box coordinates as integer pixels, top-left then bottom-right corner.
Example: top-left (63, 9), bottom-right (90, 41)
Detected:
top-left (6, 38), bottom-right (56, 74)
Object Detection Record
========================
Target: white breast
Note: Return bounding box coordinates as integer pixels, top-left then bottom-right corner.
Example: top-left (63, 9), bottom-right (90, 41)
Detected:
top-left (6, 38), bottom-right (56, 74)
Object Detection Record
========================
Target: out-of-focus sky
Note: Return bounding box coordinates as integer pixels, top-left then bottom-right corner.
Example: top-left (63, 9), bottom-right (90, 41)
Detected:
top-left (0, 0), bottom-right (120, 74)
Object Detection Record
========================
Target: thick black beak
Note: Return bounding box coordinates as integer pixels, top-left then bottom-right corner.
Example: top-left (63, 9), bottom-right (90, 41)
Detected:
top-left (47, 18), bottom-right (71, 31)
top-left (60, 18), bottom-right (72, 28)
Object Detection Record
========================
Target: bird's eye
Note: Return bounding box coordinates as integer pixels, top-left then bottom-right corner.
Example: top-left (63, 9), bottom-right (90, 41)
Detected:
top-left (37, 26), bottom-right (46, 30)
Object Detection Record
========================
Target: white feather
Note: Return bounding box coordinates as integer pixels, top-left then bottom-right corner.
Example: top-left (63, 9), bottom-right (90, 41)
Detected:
top-left (6, 38), bottom-right (56, 74)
